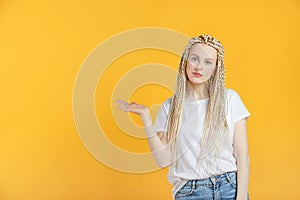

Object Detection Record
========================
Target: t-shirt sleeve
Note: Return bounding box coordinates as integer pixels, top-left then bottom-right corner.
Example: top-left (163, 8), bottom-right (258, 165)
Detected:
top-left (231, 90), bottom-right (251, 124)
top-left (153, 103), bottom-right (169, 133)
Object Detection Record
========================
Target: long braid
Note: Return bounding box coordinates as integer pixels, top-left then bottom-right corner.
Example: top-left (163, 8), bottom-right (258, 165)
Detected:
top-left (166, 51), bottom-right (187, 161)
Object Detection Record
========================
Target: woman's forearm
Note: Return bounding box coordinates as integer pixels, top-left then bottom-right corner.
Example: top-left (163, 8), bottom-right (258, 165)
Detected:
top-left (236, 154), bottom-right (250, 200)
top-left (140, 109), bottom-right (171, 168)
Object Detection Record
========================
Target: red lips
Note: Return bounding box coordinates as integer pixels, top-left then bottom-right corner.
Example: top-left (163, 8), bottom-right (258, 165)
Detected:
top-left (192, 72), bottom-right (203, 76)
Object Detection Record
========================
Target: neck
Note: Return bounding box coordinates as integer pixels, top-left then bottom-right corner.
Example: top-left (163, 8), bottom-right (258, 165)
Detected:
top-left (186, 81), bottom-right (209, 101)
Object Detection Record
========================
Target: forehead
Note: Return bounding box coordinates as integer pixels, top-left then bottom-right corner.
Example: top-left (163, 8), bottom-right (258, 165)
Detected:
top-left (189, 43), bottom-right (217, 58)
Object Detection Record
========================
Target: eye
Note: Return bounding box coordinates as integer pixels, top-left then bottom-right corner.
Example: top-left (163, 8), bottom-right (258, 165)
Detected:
top-left (190, 56), bottom-right (197, 62)
top-left (205, 60), bottom-right (213, 65)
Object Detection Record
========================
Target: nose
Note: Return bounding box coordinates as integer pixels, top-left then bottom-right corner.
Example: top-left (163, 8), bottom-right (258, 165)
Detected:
top-left (193, 62), bottom-right (203, 70)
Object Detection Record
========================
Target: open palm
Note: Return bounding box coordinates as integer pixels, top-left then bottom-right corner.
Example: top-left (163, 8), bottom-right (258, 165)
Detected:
top-left (116, 99), bottom-right (148, 116)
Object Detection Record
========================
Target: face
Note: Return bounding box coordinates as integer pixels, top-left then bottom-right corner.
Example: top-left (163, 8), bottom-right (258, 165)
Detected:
top-left (186, 43), bottom-right (218, 85)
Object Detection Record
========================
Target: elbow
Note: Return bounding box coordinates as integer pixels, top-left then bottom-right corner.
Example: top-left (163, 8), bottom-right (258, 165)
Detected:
top-left (158, 163), bottom-right (168, 169)
top-left (235, 151), bottom-right (250, 164)
top-left (155, 158), bottom-right (171, 169)
top-left (157, 161), bottom-right (170, 169)
top-left (152, 148), bottom-right (171, 169)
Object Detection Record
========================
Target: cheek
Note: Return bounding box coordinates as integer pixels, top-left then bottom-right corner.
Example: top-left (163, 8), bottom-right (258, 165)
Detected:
top-left (184, 66), bottom-right (191, 80)
top-left (207, 66), bottom-right (217, 74)
top-left (186, 63), bottom-right (193, 73)
top-left (185, 65), bottom-right (193, 77)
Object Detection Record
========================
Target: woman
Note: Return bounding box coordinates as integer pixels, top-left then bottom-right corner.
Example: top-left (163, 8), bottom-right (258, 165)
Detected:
top-left (117, 34), bottom-right (251, 200)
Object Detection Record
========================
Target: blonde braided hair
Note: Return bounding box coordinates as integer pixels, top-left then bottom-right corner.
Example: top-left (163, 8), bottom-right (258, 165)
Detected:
top-left (166, 34), bottom-right (230, 166)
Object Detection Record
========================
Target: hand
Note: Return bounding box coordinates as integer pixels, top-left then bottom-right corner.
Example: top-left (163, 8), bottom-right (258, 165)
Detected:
top-left (116, 99), bottom-right (148, 116)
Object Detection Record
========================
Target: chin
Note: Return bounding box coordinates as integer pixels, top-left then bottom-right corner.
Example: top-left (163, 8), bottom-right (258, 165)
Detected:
top-left (187, 80), bottom-right (207, 85)
top-left (188, 76), bottom-right (207, 82)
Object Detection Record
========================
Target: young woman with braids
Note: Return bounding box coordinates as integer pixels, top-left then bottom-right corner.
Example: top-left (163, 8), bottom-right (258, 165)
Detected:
top-left (117, 34), bottom-right (251, 200)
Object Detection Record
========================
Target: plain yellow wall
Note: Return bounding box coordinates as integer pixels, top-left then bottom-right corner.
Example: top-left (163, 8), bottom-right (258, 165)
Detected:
top-left (1, 0), bottom-right (300, 199)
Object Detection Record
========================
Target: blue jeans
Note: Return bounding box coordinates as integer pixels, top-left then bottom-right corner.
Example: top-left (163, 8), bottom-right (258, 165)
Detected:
top-left (175, 171), bottom-right (250, 200)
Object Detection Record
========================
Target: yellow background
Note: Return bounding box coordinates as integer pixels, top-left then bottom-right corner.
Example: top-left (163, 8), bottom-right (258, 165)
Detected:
top-left (1, 0), bottom-right (300, 199)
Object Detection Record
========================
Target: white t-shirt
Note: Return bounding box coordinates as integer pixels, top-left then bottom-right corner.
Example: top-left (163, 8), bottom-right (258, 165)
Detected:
top-left (153, 88), bottom-right (251, 199)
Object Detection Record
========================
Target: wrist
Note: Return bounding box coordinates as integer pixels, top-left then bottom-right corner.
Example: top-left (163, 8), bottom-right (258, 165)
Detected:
top-left (140, 108), bottom-right (152, 126)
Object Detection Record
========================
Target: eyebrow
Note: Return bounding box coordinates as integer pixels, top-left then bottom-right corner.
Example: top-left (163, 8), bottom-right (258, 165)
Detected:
top-left (189, 53), bottom-right (215, 60)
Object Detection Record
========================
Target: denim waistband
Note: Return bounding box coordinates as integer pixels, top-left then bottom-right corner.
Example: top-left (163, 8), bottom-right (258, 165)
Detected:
top-left (184, 171), bottom-right (237, 186)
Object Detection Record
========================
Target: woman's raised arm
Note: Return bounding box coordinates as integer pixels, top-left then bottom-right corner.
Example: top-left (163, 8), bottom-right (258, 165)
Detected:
top-left (116, 99), bottom-right (171, 168)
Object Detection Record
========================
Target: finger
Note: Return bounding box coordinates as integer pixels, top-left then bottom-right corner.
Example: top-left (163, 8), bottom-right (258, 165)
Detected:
top-left (118, 102), bottom-right (128, 109)
top-left (117, 99), bottom-right (126, 104)
top-left (117, 99), bottom-right (129, 106)
top-left (119, 106), bottom-right (130, 112)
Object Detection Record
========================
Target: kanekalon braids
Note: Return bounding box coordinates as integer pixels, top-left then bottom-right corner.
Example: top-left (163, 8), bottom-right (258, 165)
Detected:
top-left (166, 34), bottom-right (230, 167)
